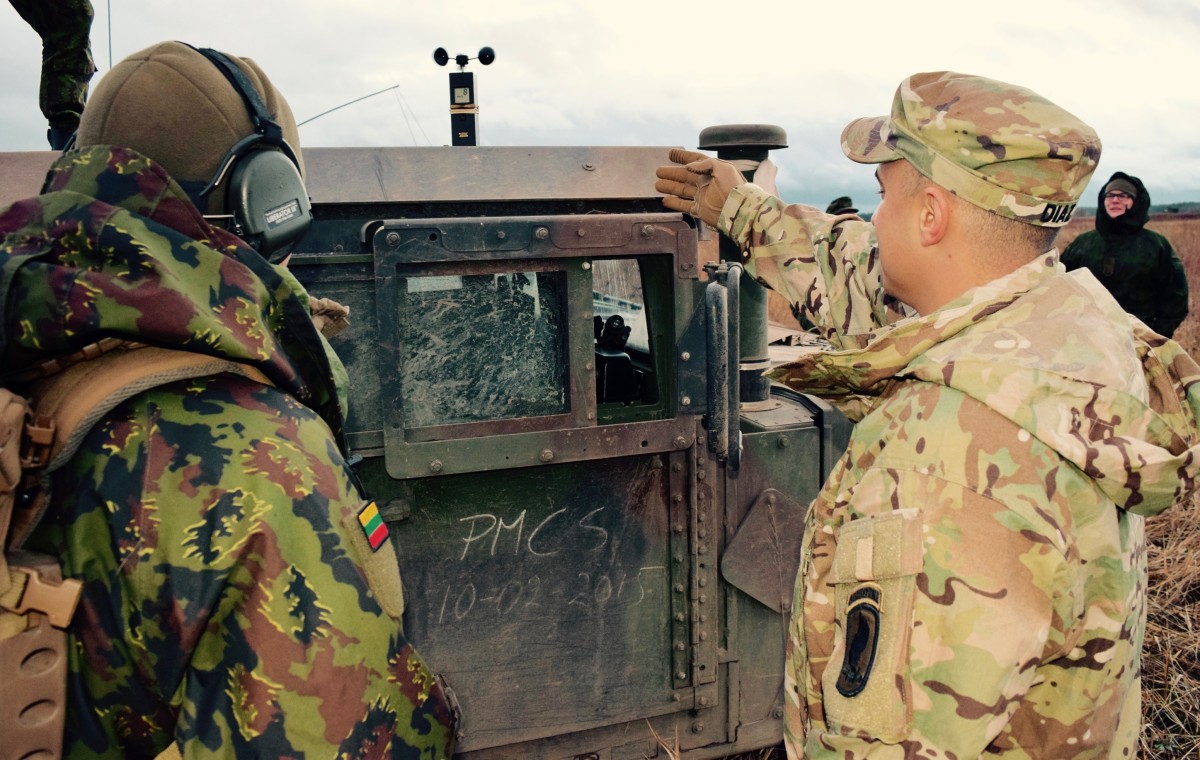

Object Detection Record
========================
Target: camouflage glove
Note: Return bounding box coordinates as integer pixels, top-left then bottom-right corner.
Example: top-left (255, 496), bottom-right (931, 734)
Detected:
top-left (655, 148), bottom-right (746, 227)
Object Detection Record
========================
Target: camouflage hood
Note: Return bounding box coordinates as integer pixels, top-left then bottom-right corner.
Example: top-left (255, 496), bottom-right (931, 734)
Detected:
top-left (0, 144), bottom-right (348, 448)
top-left (769, 252), bottom-right (1200, 516)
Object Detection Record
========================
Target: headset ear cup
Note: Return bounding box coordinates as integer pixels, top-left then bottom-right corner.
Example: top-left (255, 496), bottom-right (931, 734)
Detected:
top-left (227, 149), bottom-right (313, 260)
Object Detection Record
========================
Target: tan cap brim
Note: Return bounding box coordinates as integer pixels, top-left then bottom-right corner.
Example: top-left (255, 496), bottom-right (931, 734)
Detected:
top-left (840, 115), bottom-right (901, 164)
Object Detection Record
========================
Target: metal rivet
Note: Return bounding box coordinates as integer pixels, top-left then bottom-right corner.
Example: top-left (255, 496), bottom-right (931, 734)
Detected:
top-left (699, 696), bottom-right (708, 706)
top-left (698, 578), bottom-right (706, 587)
top-left (681, 396), bottom-right (692, 406)
top-left (640, 224), bottom-right (654, 238)
top-left (776, 436), bottom-right (789, 449)
top-left (672, 462), bottom-right (682, 473)
top-left (767, 494), bottom-right (777, 506)
top-left (581, 260), bottom-right (591, 269)
top-left (577, 229), bottom-right (587, 238)
top-left (672, 436), bottom-right (687, 449)
top-left (429, 460), bottom-right (444, 473)
top-left (585, 362), bottom-right (594, 371)
top-left (496, 230), bottom-right (506, 240)
top-left (539, 449), bottom-right (554, 463)
top-left (691, 720), bottom-right (704, 733)
top-left (675, 613), bottom-right (685, 622)
top-left (677, 671), bottom-right (688, 681)
top-left (385, 232), bottom-right (400, 246)
top-left (773, 707), bottom-right (784, 719)
top-left (699, 632), bottom-right (707, 641)
top-left (674, 583), bottom-right (685, 593)
top-left (675, 641), bottom-right (686, 651)
top-left (535, 227), bottom-right (549, 240)
top-left (698, 545), bottom-right (707, 555)
top-left (587, 411), bottom-right (595, 420)
top-left (672, 693), bottom-right (682, 702)
top-left (696, 470), bottom-right (706, 481)
top-left (680, 351), bottom-right (691, 362)
top-left (699, 594), bottom-right (707, 604)
top-left (583, 162), bottom-right (596, 171)
top-left (672, 494), bottom-right (682, 504)
top-left (674, 553), bottom-right (684, 563)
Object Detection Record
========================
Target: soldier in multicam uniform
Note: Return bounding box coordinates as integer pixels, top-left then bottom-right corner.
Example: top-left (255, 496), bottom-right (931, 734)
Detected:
top-left (657, 71), bottom-right (1200, 757)
top-left (0, 41), bottom-right (457, 757)
top-left (8, 0), bottom-right (96, 149)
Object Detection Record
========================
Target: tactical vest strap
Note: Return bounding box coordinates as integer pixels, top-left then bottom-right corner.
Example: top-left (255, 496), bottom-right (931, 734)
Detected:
top-left (0, 552), bottom-right (72, 760)
top-left (8, 345), bottom-right (272, 549)
top-left (32, 344), bottom-right (274, 476)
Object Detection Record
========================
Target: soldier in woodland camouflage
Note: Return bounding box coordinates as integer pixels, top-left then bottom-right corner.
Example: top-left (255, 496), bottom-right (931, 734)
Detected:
top-left (8, 0), bottom-right (96, 149)
top-left (0, 42), bottom-right (457, 757)
top-left (657, 71), bottom-right (1200, 757)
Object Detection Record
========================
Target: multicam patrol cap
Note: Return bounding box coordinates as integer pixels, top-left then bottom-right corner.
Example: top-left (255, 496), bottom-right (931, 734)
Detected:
top-left (841, 71), bottom-right (1101, 227)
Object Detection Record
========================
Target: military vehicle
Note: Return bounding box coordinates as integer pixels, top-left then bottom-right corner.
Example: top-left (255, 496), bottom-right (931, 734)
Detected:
top-left (0, 127), bottom-right (850, 759)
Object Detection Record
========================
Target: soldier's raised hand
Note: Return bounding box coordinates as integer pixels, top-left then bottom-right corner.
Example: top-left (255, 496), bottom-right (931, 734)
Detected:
top-left (655, 148), bottom-right (745, 228)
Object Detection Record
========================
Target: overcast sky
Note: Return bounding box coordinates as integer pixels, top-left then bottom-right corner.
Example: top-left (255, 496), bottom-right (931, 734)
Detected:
top-left (3, 0), bottom-right (1199, 211)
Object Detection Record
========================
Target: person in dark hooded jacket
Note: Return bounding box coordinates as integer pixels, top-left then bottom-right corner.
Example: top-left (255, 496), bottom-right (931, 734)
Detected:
top-left (1061, 172), bottom-right (1189, 337)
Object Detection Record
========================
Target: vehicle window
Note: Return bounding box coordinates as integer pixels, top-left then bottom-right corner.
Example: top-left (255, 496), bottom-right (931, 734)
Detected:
top-left (398, 270), bottom-right (569, 427)
top-left (592, 259), bottom-right (647, 354)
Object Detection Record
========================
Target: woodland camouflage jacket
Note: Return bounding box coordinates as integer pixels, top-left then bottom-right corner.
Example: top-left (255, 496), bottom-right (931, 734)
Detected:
top-left (0, 146), bottom-right (457, 758)
top-left (719, 182), bottom-right (1200, 759)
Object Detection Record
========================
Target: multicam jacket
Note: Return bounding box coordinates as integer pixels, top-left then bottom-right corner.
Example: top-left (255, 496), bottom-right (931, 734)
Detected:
top-left (719, 182), bottom-right (1200, 758)
top-left (0, 146), bottom-right (457, 758)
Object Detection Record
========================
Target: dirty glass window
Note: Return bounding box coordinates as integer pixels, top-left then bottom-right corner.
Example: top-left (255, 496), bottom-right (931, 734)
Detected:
top-left (398, 271), bottom-right (569, 427)
top-left (591, 259), bottom-right (648, 353)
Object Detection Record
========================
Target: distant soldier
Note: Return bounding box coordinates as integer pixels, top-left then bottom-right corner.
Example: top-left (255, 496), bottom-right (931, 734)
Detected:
top-left (1061, 172), bottom-right (1190, 337)
top-left (8, 0), bottom-right (96, 149)
top-left (824, 195), bottom-right (857, 215)
top-left (657, 71), bottom-right (1200, 757)
top-left (2, 41), bottom-right (457, 756)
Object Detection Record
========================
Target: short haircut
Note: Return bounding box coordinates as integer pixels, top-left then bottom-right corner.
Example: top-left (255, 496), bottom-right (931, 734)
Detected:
top-left (899, 164), bottom-right (1060, 265)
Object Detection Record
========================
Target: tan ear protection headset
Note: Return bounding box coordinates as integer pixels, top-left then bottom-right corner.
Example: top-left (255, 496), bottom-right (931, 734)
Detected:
top-left (188, 45), bottom-right (313, 262)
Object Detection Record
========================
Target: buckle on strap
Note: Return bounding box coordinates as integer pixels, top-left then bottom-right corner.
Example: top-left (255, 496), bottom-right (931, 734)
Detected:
top-left (20, 414), bottom-right (55, 470)
top-left (2, 566), bottom-right (82, 629)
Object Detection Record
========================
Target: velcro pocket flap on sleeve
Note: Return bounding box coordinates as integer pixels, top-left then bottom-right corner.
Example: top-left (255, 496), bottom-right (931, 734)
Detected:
top-left (831, 508), bottom-right (922, 583)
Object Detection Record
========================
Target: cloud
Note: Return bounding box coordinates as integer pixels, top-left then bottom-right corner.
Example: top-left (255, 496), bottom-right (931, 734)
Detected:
top-left (2, 0), bottom-right (1198, 206)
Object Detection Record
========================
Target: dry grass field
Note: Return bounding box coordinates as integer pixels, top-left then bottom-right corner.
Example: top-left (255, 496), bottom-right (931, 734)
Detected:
top-left (742, 215), bottom-right (1199, 760)
top-left (1058, 214), bottom-right (1200, 759)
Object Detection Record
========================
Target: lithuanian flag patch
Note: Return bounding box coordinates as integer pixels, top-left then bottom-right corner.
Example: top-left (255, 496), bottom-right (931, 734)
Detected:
top-left (357, 501), bottom-right (389, 552)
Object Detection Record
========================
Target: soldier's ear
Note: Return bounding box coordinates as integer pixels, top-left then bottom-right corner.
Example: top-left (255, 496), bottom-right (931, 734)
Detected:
top-left (917, 184), bottom-right (951, 247)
